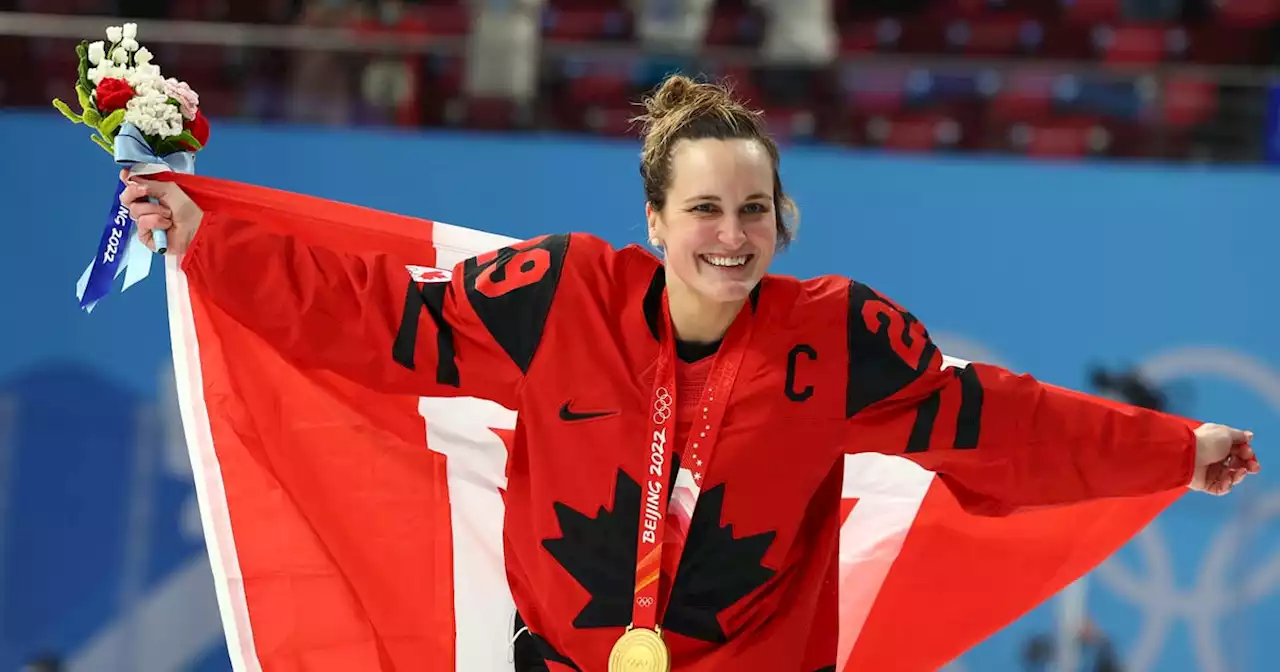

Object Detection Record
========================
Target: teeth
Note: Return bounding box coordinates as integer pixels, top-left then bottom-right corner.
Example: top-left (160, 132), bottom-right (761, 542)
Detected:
top-left (702, 255), bottom-right (749, 268)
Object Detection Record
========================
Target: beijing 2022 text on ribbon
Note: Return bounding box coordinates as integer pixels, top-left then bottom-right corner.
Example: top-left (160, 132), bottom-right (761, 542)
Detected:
top-left (75, 122), bottom-right (197, 312)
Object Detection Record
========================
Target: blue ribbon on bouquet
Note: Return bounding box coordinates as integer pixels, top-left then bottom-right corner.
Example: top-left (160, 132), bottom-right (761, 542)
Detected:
top-left (76, 122), bottom-right (196, 312)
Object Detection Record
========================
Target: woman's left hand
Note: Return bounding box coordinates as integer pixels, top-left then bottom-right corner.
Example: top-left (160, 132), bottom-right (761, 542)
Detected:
top-left (1191, 423), bottom-right (1260, 495)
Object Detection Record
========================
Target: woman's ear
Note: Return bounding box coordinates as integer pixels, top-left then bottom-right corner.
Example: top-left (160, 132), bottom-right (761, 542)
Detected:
top-left (646, 202), bottom-right (663, 247)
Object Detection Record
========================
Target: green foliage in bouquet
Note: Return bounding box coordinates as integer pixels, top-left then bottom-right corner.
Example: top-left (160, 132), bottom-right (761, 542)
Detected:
top-left (51, 41), bottom-right (124, 155)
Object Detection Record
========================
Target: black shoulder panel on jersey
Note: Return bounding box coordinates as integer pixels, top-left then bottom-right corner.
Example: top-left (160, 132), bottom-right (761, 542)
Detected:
top-left (846, 280), bottom-right (937, 418)
top-left (462, 233), bottom-right (571, 374)
top-left (392, 280), bottom-right (461, 387)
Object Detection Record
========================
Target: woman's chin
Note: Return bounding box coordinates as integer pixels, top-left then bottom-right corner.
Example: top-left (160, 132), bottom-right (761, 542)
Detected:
top-left (692, 277), bottom-right (759, 304)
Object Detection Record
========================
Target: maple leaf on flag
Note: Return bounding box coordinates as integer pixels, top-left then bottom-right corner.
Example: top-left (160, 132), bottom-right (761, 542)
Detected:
top-left (542, 461), bottom-right (776, 643)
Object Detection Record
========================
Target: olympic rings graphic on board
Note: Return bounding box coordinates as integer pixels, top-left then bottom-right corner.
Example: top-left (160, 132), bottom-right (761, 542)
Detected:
top-left (653, 387), bottom-right (673, 425)
top-left (1090, 346), bottom-right (1280, 672)
top-left (636, 596), bottom-right (655, 608)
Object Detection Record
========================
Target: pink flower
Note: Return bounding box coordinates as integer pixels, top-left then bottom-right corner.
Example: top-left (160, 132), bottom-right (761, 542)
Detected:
top-left (163, 78), bottom-right (199, 120)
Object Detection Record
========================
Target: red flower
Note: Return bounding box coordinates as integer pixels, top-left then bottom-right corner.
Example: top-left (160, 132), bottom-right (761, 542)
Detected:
top-left (94, 77), bottom-right (135, 113)
top-left (180, 110), bottom-right (210, 151)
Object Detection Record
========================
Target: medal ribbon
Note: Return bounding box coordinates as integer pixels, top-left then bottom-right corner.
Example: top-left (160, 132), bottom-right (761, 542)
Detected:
top-left (630, 298), bottom-right (754, 632)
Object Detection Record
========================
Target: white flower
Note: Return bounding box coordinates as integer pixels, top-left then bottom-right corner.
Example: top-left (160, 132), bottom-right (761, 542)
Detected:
top-left (106, 25), bottom-right (122, 44)
top-left (125, 89), bottom-right (184, 138)
top-left (126, 66), bottom-right (164, 95)
top-left (122, 23), bottom-right (137, 40)
top-left (134, 47), bottom-right (153, 66)
top-left (87, 62), bottom-right (126, 85)
top-left (134, 63), bottom-right (163, 83)
top-left (121, 37), bottom-right (139, 52)
top-left (88, 41), bottom-right (105, 66)
top-left (111, 47), bottom-right (127, 64)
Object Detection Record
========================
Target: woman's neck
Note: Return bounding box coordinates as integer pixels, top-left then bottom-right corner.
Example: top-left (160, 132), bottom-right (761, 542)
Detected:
top-left (665, 274), bottom-right (745, 344)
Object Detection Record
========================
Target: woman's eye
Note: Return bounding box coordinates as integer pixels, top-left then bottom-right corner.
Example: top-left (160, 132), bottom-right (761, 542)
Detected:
top-left (688, 202), bottom-right (770, 215)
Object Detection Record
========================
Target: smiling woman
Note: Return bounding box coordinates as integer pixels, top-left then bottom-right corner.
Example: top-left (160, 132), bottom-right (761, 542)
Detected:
top-left (636, 75), bottom-right (799, 343)
top-left (117, 70), bottom-right (1258, 672)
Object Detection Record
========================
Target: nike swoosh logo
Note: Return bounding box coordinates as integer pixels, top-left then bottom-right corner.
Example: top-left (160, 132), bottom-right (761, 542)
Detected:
top-left (559, 401), bottom-right (617, 422)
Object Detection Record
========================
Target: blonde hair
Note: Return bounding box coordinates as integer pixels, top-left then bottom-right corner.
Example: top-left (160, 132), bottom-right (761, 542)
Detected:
top-left (633, 74), bottom-right (799, 248)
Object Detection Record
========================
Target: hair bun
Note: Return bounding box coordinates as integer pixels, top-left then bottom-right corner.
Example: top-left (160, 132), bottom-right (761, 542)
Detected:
top-left (644, 74), bottom-right (701, 120)
top-left (640, 74), bottom-right (739, 124)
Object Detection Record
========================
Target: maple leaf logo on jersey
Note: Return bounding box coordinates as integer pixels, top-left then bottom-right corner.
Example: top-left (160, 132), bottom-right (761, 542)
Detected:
top-left (541, 462), bottom-right (776, 643)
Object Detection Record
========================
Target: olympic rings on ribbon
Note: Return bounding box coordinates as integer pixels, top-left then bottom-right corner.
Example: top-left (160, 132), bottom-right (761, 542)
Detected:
top-left (652, 387), bottom-right (673, 425)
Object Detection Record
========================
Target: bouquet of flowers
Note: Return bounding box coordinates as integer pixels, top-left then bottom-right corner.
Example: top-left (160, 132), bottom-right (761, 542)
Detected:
top-left (54, 22), bottom-right (212, 312)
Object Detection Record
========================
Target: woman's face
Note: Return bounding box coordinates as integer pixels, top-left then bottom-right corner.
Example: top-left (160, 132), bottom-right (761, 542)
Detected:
top-left (648, 138), bottom-right (778, 306)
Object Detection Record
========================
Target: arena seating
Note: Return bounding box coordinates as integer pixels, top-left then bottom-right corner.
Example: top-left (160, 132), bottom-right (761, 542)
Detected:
top-left (6, 0), bottom-right (1277, 161)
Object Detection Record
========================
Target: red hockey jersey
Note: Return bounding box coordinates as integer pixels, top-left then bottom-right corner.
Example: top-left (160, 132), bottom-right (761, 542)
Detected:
top-left (177, 183), bottom-right (1197, 672)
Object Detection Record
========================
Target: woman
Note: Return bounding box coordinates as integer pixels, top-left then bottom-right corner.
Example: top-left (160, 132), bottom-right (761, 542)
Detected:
top-left (121, 75), bottom-right (1258, 671)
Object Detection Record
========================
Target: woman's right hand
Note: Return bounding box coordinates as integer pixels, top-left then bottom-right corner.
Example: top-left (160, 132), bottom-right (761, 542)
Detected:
top-left (119, 168), bottom-right (204, 254)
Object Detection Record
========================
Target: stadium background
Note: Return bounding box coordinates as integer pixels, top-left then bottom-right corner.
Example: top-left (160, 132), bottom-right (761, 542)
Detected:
top-left (0, 0), bottom-right (1278, 670)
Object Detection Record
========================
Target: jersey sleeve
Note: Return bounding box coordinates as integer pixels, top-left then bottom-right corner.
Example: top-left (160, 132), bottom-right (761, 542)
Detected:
top-left (181, 212), bottom-right (572, 407)
top-left (841, 281), bottom-right (1197, 515)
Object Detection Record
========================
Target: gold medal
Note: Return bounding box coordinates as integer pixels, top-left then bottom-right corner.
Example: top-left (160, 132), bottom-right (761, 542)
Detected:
top-left (608, 626), bottom-right (670, 672)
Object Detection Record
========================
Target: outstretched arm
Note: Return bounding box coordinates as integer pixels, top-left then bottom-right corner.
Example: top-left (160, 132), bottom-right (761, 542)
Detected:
top-left (124, 174), bottom-right (571, 406)
top-left (841, 281), bottom-right (1258, 515)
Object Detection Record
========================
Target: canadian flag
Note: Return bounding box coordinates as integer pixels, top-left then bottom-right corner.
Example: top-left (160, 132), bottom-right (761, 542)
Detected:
top-left (161, 177), bottom-right (1181, 672)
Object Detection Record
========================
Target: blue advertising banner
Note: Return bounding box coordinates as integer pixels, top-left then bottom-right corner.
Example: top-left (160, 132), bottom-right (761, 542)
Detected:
top-left (0, 110), bottom-right (1276, 671)
top-left (1264, 80), bottom-right (1280, 166)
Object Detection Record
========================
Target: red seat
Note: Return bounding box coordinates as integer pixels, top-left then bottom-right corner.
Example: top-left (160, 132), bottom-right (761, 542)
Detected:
top-left (1094, 25), bottom-right (1170, 65)
top-left (1160, 76), bottom-right (1218, 128)
top-left (1008, 117), bottom-right (1107, 159)
top-left (946, 16), bottom-right (1039, 56)
top-left (987, 68), bottom-right (1062, 123)
top-left (866, 112), bottom-right (962, 153)
top-left (840, 65), bottom-right (909, 116)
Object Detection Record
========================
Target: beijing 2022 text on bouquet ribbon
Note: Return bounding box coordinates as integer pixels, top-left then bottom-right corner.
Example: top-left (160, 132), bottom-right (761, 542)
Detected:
top-left (53, 22), bottom-right (212, 312)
